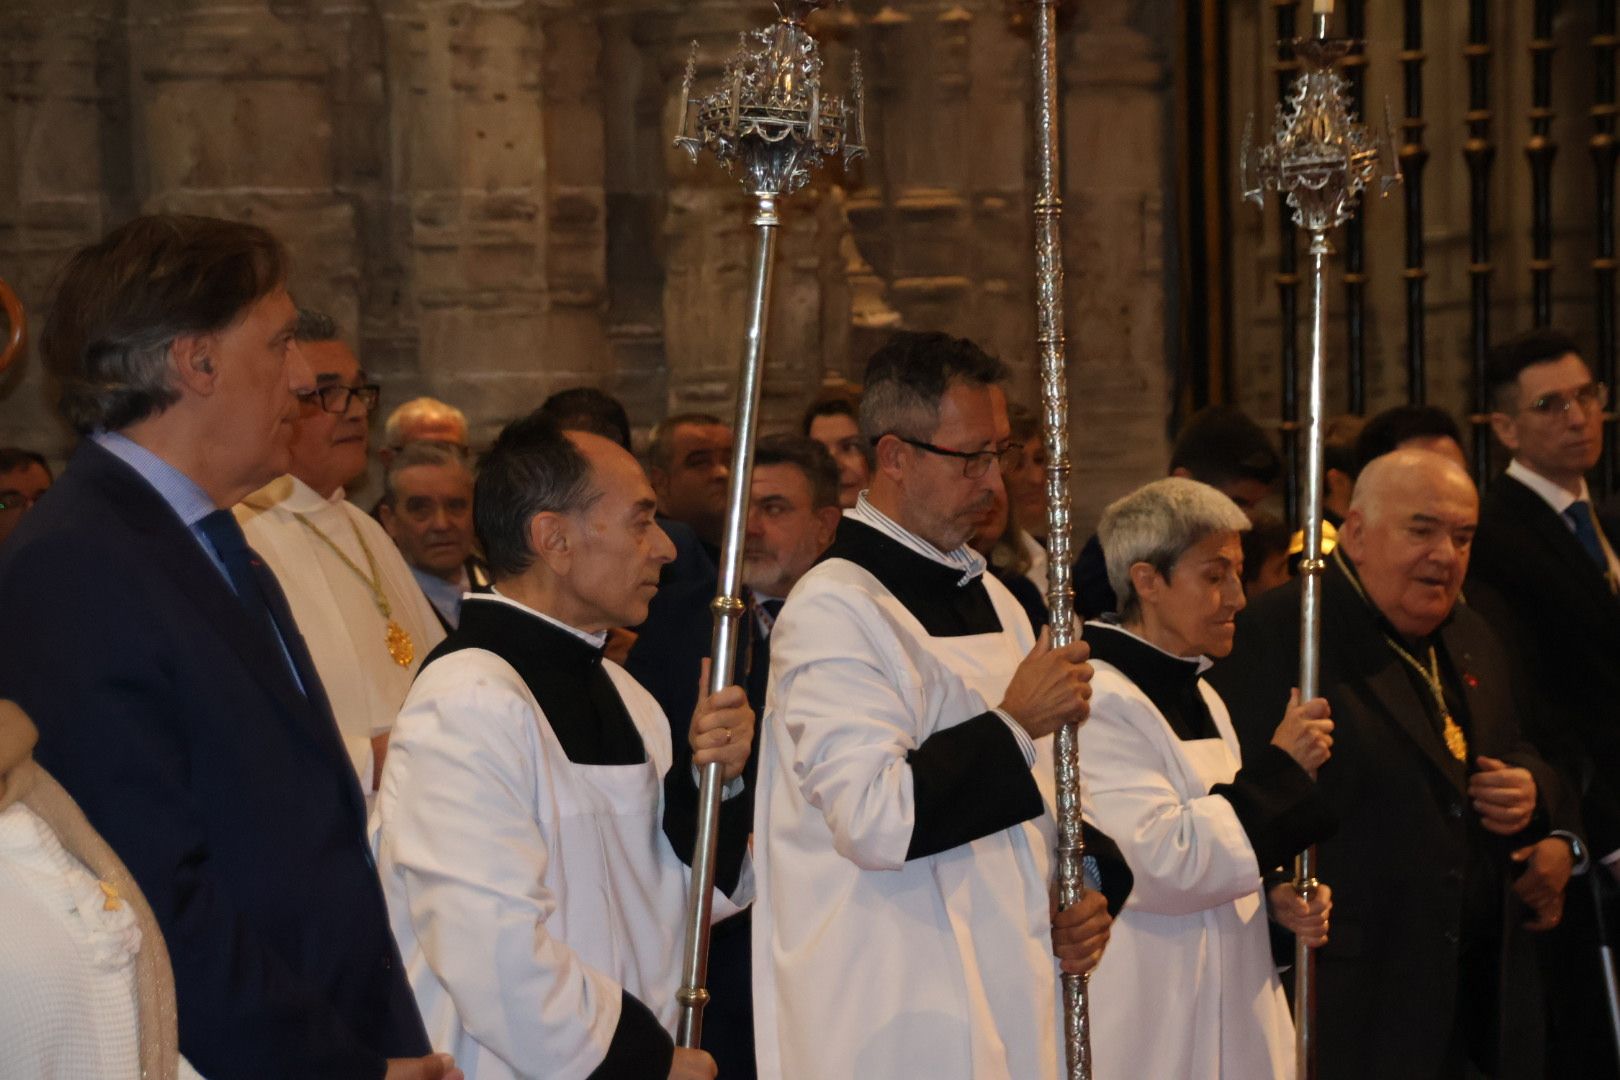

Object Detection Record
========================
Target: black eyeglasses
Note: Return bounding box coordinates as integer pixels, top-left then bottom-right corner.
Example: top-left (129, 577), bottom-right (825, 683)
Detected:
top-left (886, 434), bottom-right (1024, 479)
top-left (1523, 381), bottom-right (1608, 418)
top-left (298, 383), bottom-right (382, 414)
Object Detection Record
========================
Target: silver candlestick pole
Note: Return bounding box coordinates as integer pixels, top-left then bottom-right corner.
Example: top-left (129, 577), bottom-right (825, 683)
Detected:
top-left (1241, 7), bottom-right (1397, 1079)
top-left (1023, 1), bottom-right (1091, 1076)
top-left (671, 0), bottom-right (864, 1049)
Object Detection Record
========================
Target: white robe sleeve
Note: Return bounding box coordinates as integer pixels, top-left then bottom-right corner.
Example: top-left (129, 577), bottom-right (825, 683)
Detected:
top-left (772, 589), bottom-right (924, 871)
top-left (383, 680), bottom-right (642, 1078)
top-left (1079, 687), bottom-right (1263, 917)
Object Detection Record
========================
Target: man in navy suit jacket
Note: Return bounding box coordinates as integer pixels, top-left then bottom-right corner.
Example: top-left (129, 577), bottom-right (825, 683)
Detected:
top-left (0, 215), bottom-right (456, 1080)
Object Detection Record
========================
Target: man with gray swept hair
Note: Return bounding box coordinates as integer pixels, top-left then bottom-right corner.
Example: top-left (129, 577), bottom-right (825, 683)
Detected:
top-left (379, 440), bottom-right (488, 631)
top-left (1210, 449), bottom-right (1578, 1080)
top-left (0, 214), bottom-right (449, 1078)
top-left (381, 397), bottom-right (469, 464)
top-left (753, 330), bottom-right (1130, 1080)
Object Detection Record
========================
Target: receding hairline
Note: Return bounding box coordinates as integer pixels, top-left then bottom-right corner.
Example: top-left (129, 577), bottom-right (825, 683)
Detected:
top-left (1350, 447), bottom-right (1477, 520)
top-left (565, 428), bottom-right (651, 512)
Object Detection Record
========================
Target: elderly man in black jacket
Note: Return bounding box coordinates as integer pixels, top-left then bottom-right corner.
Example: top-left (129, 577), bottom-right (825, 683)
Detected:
top-left (1210, 448), bottom-right (1577, 1080)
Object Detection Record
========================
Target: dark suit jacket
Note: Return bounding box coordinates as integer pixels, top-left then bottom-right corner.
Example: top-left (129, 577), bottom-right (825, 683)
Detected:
top-left (1208, 559), bottom-right (1574, 1080)
top-left (1469, 472), bottom-right (1620, 857)
top-left (0, 442), bottom-right (429, 1079)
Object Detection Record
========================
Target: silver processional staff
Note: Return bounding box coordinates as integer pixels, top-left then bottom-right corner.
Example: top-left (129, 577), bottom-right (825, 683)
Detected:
top-left (671, 0), bottom-right (864, 1048)
top-left (1017, 0), bottom-right (1092, 1075)
top-left (1240, 0), bottom-right (1398, 1076)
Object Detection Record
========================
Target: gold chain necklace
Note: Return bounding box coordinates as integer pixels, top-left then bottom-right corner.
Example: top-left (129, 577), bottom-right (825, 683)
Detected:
top-left (1334, 549), bottom-right (1467, 763)
top-left (292, 510), bottom-right (415, 667)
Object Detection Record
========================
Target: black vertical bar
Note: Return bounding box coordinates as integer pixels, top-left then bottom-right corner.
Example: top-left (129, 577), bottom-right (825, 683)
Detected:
top-left (1465, 0), bottom-right (1496, 480)
top-left (1528, 0), bottom-right (1559, 326)
top-left (1401, 0), bottom-right (1429, 406)
top-left (1277, 0), bottom-right (1302, 524)
top-left (1596, 0), bottom-right (1620, 492)
top-left (1344, 0), bottom-right (1368, 414)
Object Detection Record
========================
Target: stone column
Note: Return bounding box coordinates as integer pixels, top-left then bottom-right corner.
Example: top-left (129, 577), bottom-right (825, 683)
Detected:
top-left (1063, 0), bottom-right (1172, 530)
top-left (130, 0), bottom-right (359, 333)
top-left (0, 2), bottom-right (128, 458)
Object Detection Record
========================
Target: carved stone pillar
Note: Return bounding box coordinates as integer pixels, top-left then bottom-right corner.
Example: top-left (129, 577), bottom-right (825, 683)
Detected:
top-left (1063, 0), bottom-right (1171, 527)
top-left (0, 2), bottom-right (127, 457)
top-left (130, 1), bottom-right (360, 336)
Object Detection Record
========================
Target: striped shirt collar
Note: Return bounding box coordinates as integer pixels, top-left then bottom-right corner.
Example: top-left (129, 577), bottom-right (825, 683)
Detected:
top-left (847, 492), bottom-right (987, 587)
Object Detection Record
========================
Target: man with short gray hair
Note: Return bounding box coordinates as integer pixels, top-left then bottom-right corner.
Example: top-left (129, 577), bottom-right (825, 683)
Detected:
top-left (379, 440), bottom-right (488, 631)
top-left (236, 309), bottom-right (444, 792)
top-left (1212, 448), bottom-right (1577, 1080)
top-left (753, 330), bottom-right (1130, 1080)
top-left (381, 396), bottom-right (469, 464)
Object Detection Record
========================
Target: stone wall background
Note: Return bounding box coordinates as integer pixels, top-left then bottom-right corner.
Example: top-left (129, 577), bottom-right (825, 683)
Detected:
top-left (0, 0), bottom-right (1177, 529)
top-left (1226, 0), bottom-right (1610, 466)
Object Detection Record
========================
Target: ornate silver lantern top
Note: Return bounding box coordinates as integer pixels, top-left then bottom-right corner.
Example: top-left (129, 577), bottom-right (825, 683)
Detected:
top-left (1241, 37), bottom-right (1399, 234)
top-left (675, 0), bottom-right (866, 198)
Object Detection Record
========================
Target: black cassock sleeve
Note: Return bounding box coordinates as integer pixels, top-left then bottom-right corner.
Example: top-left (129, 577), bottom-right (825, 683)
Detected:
top-left (905, 711), bottom-right (1046, 861)
top-left (588, 990), bottom-right (675, 1080)
top-left (1081, 822), bottom-right (1135, 917)
top-left (1210, 744), bottom-right (1338, 872)
top-left (663, 761), bottom-right (752, 898)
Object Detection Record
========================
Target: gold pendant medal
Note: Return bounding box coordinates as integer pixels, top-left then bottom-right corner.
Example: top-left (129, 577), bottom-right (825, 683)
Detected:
top-left (1442, 713), bottom-right (1468, 763)
top-left (385, 619), bottom-right (415, 667)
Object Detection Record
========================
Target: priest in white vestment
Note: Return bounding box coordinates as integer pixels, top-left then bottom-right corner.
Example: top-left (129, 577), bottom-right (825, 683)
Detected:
top-left (754, 332), bottom-right (1131, 1080)
top-left (1079, 477), bottom-right (1336, 1079)
top-left (373, 413), bottom-right (756, 1080)
top-left (234, 311), bottom-right (443, 790)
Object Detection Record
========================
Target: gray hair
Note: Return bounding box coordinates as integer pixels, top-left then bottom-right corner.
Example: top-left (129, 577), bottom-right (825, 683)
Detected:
top-left (383, 396), bottom-right (468, 449)
top-left (1098, 477), bottom-right (1250, 620)
top-left (43, 214), bottom-right (287, 435)
top-left (857, 331), bottom-right (1006, 444)
top-left (475, 411), bottom-right (601, 581)
top-left (380, 439), bottom-right (472, 507)
top-left (292, 307), bottom-right (340, 343)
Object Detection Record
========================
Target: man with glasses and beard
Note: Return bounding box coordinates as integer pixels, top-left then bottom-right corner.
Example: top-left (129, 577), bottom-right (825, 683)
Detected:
top-left (237, 308), bottom-right (444, 795)
top-left (752, 331), bottom-right (1131, 1080)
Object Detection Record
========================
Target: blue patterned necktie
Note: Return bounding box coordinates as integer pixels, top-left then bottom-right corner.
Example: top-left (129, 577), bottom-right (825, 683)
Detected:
top-left (196, 509), bottom-right (301, 681)
top-left (1564, 501), bottom-right (1608, 571)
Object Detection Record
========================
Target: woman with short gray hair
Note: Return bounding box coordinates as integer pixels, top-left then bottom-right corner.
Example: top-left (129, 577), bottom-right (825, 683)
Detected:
top-left (1078, 477), bottom-right (1337, 1079)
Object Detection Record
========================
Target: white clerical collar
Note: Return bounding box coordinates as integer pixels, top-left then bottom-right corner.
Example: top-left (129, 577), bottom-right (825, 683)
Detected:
top-left (1506, 457), bottom-right (1591, 516)
top-left (480, 588), bottom-right (609, 649)
top-left (242, 474), bottom-right (347, 515)
top-left (847, 493), bottom-right (987, 586)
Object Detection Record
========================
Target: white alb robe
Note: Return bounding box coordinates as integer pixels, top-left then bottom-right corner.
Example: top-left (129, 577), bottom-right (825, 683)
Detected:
top-left (1079, 651), bottom-right (1295, 1080)
top-left (236, 476), bottom-right (443, 785)
top-left (753, 552), bottom-right (1064, 1080)
top-left (372, 606), bottom-right (749, 1080)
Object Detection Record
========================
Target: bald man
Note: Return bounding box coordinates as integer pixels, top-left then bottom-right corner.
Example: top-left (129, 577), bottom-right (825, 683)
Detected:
top-left (1210, 450), bottom-right (1577, 1080)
